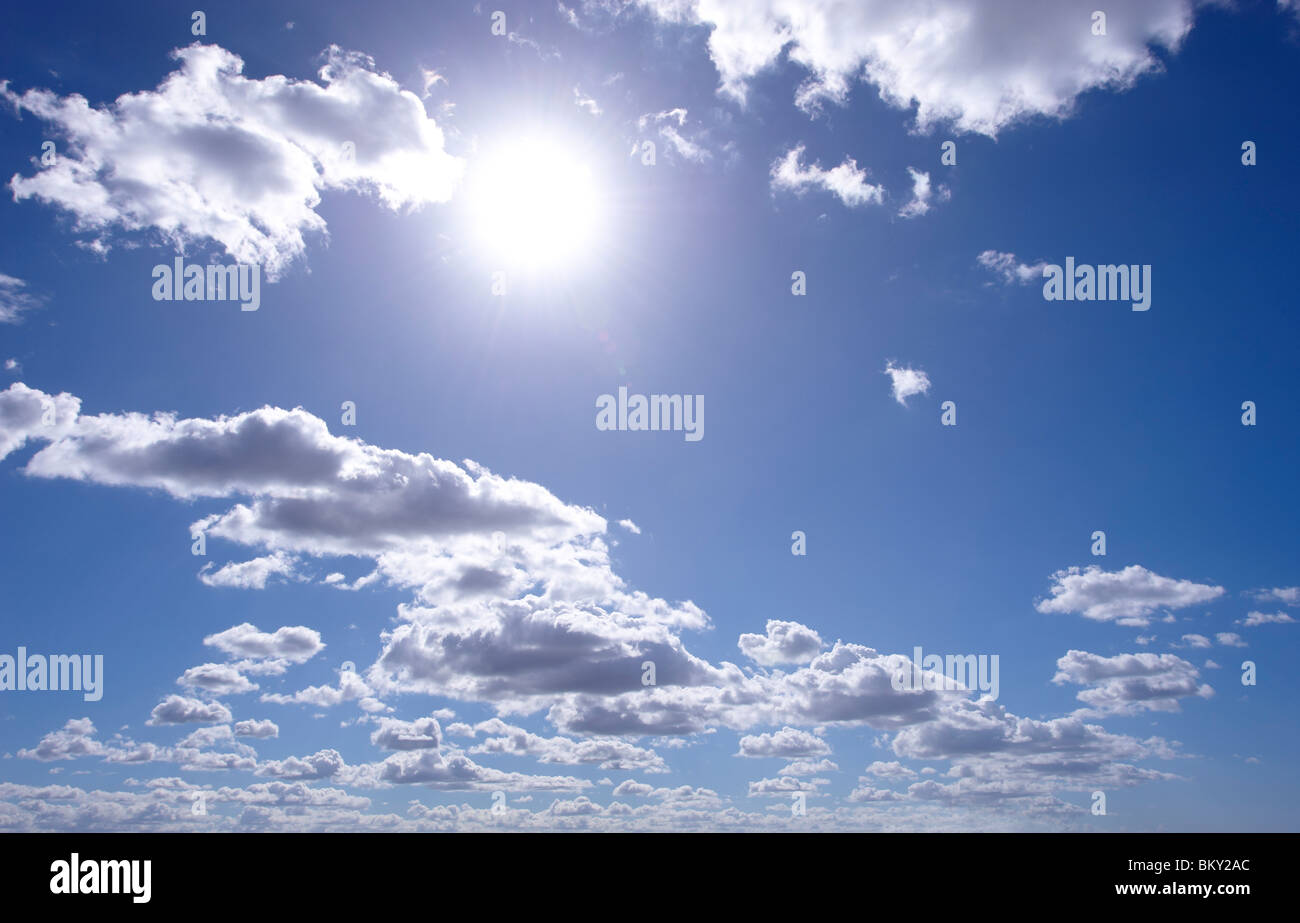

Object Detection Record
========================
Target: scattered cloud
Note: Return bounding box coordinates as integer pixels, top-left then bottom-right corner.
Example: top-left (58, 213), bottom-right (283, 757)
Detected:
top-left (639, 0), bottom-right (1195, 136)
top-left (1036, 565), bottom-right (1224, 627)
top-left (883, 361), bottom-right (931, 406)
top-left (148, 696), bottom-right (234, 726)
top-left (177, 664), bottom-right (260, 696)
top-left (736, 727), bottom-right (831, 759)
top-left (770, 145), bottom-right (882, 207)
top-left (2, 44), bottom-right (463, 278)
top-left (233, 719), bottom-right (279, 739)
top-left (1251, 586), bottom-right (1299, 606)
top-left (639, 108), bottom-right (713, 163)
top-left (573, 86), bottom-right (602, 116)
top-left (199, 552), bottom-right (301, 590)
top-left (204, 624), bottom-right (324, 664)
top-left (1053, 650), bottom-right (1212, 715)
top-left (0, 273), bottom-right (41, 324)
top-left (1239, 610), bottom-right (1296, 627)
top-left (977, 250), bottom-right (1046, 285)
top-left (898, 167), bottom-right (949, 218)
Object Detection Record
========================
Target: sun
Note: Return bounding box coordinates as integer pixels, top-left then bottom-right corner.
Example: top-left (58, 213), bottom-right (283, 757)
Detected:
top-left (466, 136), bottom-right (605, 271)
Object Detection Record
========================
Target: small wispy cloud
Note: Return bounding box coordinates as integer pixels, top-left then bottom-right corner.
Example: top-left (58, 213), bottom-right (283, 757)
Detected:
top-left (1239, 611), bottom-right (1297, 627)
top-left (638, 108), bottom-right (712, 163)
top-left (771, 145), bottom-right (882, 208)
top-left (883, 361), bottom-right (931, 406)
top-left (0, 273), bottom-right (41, 324)
top-left (977, 250), bottom-right (1046, 285)
top-left (573, 86), bottom-right (602, 116)
top-left (898, 167), bottom-right (949, 218)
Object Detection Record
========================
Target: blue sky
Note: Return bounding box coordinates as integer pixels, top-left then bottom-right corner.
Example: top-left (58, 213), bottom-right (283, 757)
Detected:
top-left (0, 0), bottom-right (1297, 831)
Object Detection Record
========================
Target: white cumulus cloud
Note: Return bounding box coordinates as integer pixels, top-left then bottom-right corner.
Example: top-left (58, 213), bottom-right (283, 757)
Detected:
top-left (639, 0), bottom-right (1196, 136)
top-left (2, 44), bottom-right (463, 278)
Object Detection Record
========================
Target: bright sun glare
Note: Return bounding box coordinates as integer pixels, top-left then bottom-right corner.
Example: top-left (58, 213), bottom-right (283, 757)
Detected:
top-left (469, 138), bottom-right (604, 270)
